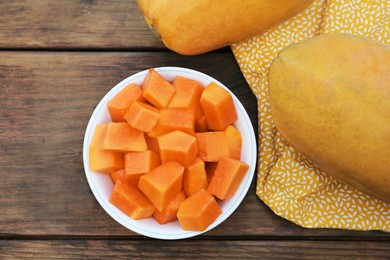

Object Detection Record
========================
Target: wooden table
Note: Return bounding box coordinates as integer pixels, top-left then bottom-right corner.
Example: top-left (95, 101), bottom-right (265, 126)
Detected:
top-left (0, 1), bottom-right (389, 258)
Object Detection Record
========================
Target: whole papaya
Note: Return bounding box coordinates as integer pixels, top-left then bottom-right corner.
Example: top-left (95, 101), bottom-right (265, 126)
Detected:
top-left (269, 34), bottom-right (390, 203)
top-left (137, 0), bottom-right (313, 55)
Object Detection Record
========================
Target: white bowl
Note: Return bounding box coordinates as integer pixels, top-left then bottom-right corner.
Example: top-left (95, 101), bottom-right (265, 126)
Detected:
top-left (83, 67), bottom-right (257, 240)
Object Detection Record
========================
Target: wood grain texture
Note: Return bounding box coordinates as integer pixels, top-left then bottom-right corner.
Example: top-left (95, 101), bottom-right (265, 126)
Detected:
top-left (1, 239), bottom-right (389, 259)
top-left (0, 0), bottom-right (164, 49)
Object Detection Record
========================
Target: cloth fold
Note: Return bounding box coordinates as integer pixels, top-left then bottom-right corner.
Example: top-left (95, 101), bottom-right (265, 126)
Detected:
top-left (231, 0), bottom-right (390, 231)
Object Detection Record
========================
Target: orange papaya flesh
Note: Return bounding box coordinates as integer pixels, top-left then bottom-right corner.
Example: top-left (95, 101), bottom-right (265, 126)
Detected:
top-left (109, 179), bottom-right (156, 220)
top-left (177, 189), bottom-right (222, 231)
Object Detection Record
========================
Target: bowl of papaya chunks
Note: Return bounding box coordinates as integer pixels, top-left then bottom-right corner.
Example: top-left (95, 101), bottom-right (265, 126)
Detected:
top-left (83, 67), bottom-right (257, 240)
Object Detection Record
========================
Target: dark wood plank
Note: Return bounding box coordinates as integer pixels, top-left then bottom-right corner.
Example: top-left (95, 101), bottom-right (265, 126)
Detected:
top-left (0, 51), bottom-right (388, 239)
top-left (1, 239), bottom-right (389, 259)
top-left (0, 0), bottom-right (163, 49)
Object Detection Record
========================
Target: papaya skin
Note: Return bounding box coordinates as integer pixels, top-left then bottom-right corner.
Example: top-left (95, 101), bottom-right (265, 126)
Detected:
top-left (269, 34), bottom-right (390, 203)
top-left (137, 0), bottom-right (313, 55)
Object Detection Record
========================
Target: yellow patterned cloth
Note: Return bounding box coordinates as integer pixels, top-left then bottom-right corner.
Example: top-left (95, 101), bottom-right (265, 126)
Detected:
top-left (231, 0), bottom-right (390, 231)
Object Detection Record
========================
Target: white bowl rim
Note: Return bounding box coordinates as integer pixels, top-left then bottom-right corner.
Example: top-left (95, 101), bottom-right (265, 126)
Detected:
top-left (83, 66), bottom-right (257, 240)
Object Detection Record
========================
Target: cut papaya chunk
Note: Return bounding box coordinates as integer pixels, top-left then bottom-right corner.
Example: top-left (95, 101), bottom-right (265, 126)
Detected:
top-left (109, 179), bottom-right (156, 220)
top-left (124, 101), bottom-right (161, 132)
top-left (168, 76), bottom-right (205, 130)
top-left (101, 122), bottom-right (147, 152)
top-left (177, 189), bottom-right (222, 231)
top-left (138, 161), bottom-right (184, 211)
top-left (148, 107), bottom-right (195, 138)
top-left (110, 169), bottom-right (125, 184)
top-left (89, 148), bottom-right (124, 174)
top-left (90, 124), bottom-right (107, 149)
top-left (183, 157), bottom-right (208, 197)
top-left (110, 169), bottom-right (138, 187)
top-left (107, 83), bottom-right (144, 122)
top-left (153, 190), bottom-right (186, 224)
top-left (195, 131), bottom-right (230, 162)
top-left (207, 157), bottom-right (249, 200)
top-left (157, 130), bottom-right (198, 167)
top-left (141, 68), bottom-right (175, 109)
top-left (223, 125), bottom-right (242, 160)
top-left (89, 124), bottom-right (123, 173)
top-left (168, 76), bottom-right (203, 110)
top-left (124, 150), bottom-right (161, 181)
top-left (200, 82), bottom-right (237, 130)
